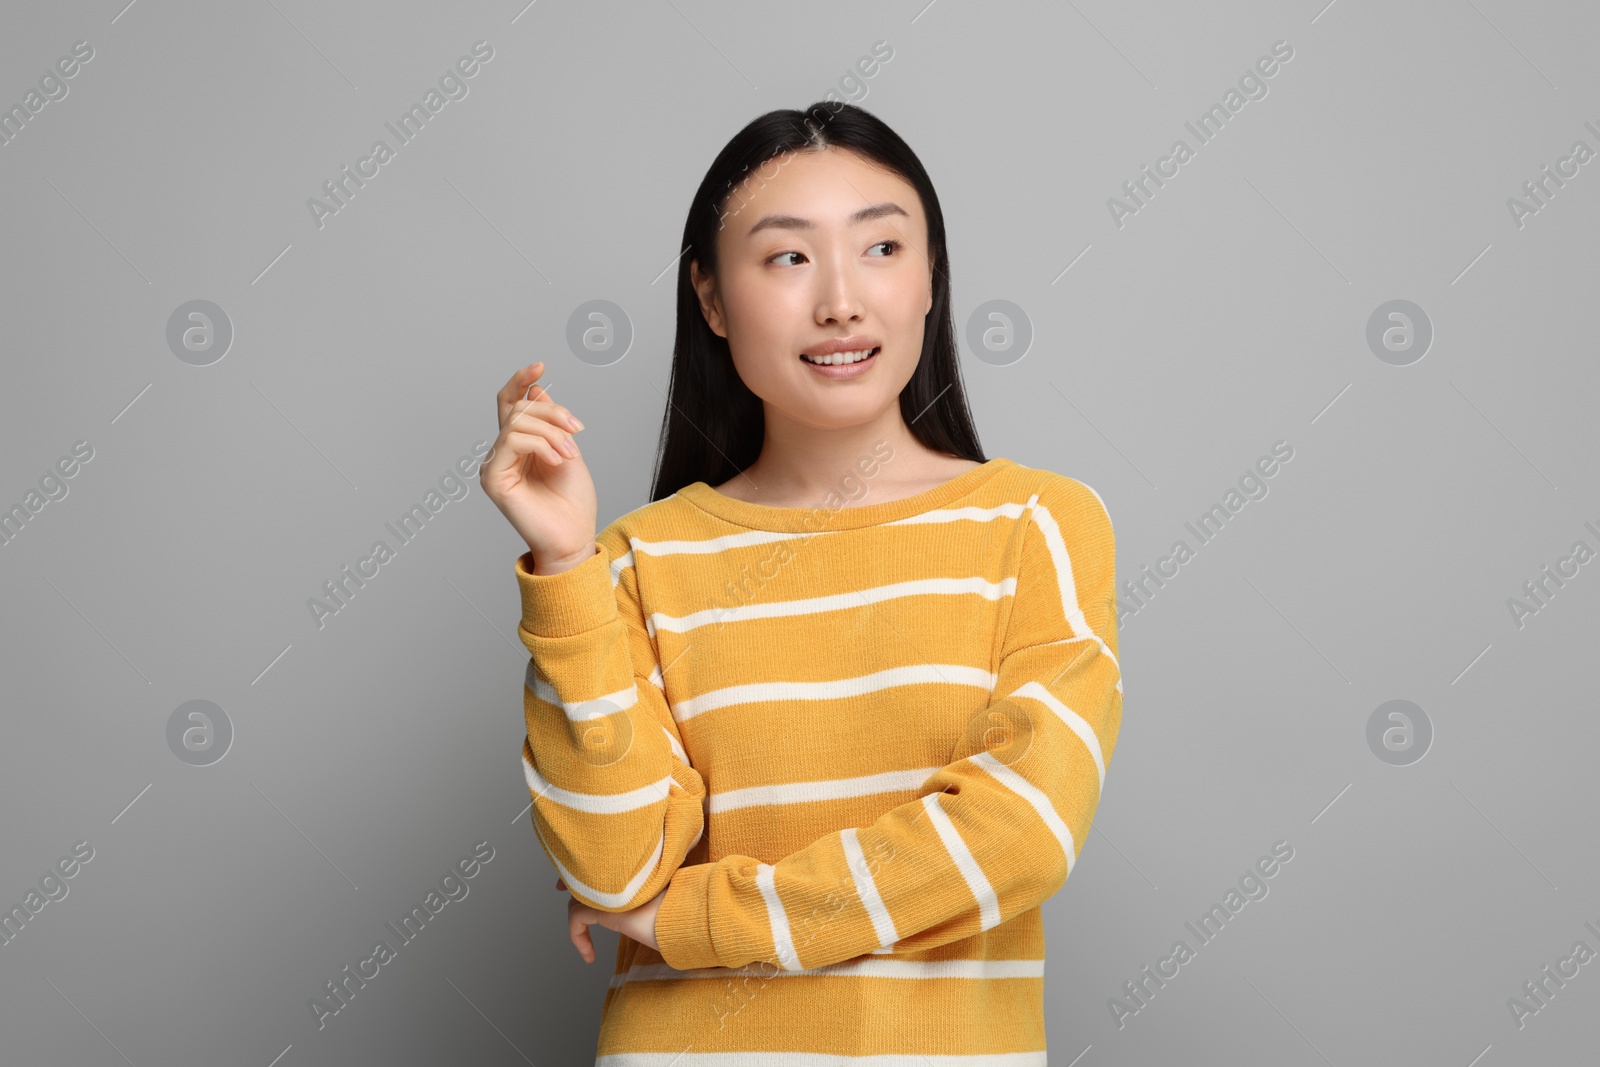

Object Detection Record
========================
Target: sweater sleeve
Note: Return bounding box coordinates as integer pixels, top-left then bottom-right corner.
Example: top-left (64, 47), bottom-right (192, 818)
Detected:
top-left (515, 534), bottom-right (708, 913)
top-left (653, 476), bottom-right (1121, 971)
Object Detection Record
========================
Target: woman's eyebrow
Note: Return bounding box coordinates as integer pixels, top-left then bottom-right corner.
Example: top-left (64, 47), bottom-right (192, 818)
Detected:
top-left (745, 201), bottom-right (909, 238)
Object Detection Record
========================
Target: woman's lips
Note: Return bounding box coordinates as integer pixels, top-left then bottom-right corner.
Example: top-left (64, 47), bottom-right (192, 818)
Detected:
top-left (800, 346), bottom-right (879, 379)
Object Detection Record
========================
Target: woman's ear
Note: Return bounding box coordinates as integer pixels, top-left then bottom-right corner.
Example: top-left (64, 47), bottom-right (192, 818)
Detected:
top-left (690, 260), bottom-right (726, 339)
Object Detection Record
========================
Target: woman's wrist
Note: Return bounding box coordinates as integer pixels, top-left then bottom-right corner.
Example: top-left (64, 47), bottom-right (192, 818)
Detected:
top-left (530, 540), bottom-right (598, 576)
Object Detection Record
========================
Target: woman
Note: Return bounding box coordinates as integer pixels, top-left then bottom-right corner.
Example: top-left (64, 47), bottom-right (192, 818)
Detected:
top-left (481, 102), bottom-right (1122, 1062)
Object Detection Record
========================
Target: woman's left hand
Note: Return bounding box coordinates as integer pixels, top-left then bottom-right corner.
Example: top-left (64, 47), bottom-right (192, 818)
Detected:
top-left (557, 877), bottom-right (665, 962)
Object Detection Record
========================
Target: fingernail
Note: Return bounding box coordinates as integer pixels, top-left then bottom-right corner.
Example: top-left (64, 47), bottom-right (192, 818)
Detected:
top-left (567, 415), bottom-right (583, 431)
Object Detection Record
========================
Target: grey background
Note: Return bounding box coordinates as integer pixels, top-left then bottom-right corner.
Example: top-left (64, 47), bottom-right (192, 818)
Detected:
top-left (2, 0), bottom-right (1596, 1063)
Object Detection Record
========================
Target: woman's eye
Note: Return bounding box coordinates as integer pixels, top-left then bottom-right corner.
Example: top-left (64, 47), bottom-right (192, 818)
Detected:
top-left (769, 241), bottom-right (901, 266)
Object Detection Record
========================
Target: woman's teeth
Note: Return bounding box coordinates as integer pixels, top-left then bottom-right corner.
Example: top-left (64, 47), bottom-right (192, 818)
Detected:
top-left (802, 348), bottom-right (877, 365)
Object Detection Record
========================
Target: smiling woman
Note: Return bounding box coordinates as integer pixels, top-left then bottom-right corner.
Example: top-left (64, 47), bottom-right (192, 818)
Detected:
top-left (481, 102), bottom-right (1123, 1063)
top-left (682, 147), bottom-right (941, 497)
top-left (652, 110), bottom-right (975, 506)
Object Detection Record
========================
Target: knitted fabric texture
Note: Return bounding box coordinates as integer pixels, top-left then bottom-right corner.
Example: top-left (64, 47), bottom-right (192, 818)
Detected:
top-left (515, 457), bottom-right (1122, 1061)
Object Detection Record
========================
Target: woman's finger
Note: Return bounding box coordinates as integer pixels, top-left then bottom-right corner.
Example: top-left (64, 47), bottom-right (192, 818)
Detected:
top-left (484, 427), bottom-right (566, 471)
top-left (568, 899), bottom-right (596, 963)
top-left (506, 408), bottom-right (580, 459)
top-left (576, 926), bottom-right (594, 963)
top-left (496, 362), bottom-right (544, 431)
top-left (510, 390), bottom-right (584, 434)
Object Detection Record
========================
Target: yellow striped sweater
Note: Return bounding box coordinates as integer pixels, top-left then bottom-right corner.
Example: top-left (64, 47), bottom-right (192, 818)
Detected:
top-left (514, 456), bottom-right (1122, 1063)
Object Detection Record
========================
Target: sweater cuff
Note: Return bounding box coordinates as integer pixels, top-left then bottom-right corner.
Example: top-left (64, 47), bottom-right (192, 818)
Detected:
top-left (655, 863), bottom-right (720, 970)
top-left (514, 545), bottom-right (615, 637)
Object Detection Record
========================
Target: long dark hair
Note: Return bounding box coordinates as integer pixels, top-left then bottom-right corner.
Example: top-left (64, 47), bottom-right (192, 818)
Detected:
top-left (648, 101), bottom-right (985, 502)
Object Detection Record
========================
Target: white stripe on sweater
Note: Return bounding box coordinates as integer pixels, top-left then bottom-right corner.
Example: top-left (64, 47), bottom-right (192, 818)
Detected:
top-left (709, 766), bottom-right (943, 814)
top-left (970, 750), bottom-right (1077, 876)
top-left (841, 827), bottom-right (900, 950)
top-left (608, 547), bottom-right (632, 587)
top-left (661, 724), bottom-right (689, 765)
top-left (611, 955), bottom-right (1044, 986)
top-left (632, 528), bottom-right (811, 557)
top-left (525, 661), bottom-right (638, 721)
top-left (1028, 496), bottom-right (1123, 695)
top-left (605, 501), bottom-right (1031, 587)
top-left (1076, 479), bottom-right (1114, 536)
top-left (923, 793), bottom-right (1003, 931)
top-left (885, 500), bottom-right (1034, 527)
top-left (648, 576), bottom-right (1017, 635)
top-left (674, 663), bottom-right (996, 722)
top-left (603, 529), bottom-right (813, 591)
top-left (1005, 676), bottom-right (1107, 790)
top-left (530, 817), bottom-right (666, 911)
top-left (632, 503), bottom-right (1025, 557)
top-left (757, 863), bottom-right (802, 971)
top-left (599, 1050), bottom-right (1045, 1065)
top-left (521, 751), bottom-right (675, 814)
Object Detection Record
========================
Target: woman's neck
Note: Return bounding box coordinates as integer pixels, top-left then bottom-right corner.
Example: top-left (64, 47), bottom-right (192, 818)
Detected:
top-left (714, 437), bottom-right (980, 508)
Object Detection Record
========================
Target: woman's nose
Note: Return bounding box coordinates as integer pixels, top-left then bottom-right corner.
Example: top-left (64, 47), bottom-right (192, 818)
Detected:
top-left (815, 261), bottom-right (864, 323)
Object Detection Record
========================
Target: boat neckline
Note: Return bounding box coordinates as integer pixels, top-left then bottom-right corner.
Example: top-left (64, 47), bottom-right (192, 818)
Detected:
top-left (675, 457), bottom-right (1015, 532)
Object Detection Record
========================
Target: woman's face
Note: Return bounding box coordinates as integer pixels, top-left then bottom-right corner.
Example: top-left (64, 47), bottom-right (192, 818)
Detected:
top-left (693, 146), bottom-right (934, 431)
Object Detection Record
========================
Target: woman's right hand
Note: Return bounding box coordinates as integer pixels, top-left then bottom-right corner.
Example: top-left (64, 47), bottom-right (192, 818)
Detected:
top-left (480, 361), bottom-right (598, 572)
